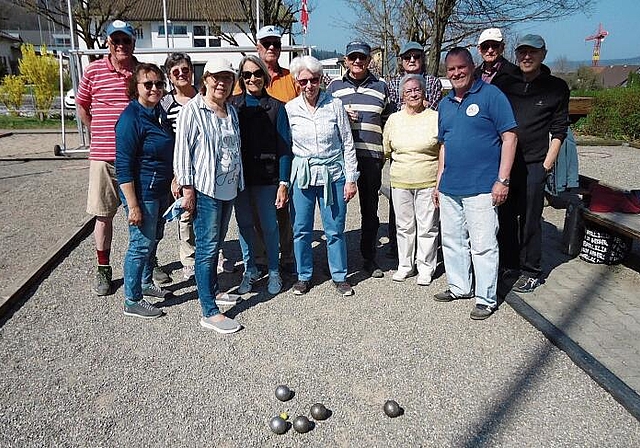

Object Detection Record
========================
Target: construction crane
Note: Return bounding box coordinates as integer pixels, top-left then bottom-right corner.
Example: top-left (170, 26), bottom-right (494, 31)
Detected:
top-left (585, 23), bottom-right (609, 66)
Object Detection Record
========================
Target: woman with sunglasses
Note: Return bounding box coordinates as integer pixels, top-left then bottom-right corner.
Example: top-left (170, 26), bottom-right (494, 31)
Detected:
top-left (285, 55), bottom-right (359, 297)
top-left (383, 74), bottom-right (440, 287)
top-left (161, 53), bottom-right (199, 282)
top-left (174, 58), bottom-right (243, 334)
top-left (115, 63), bottom-right (174, 319)
top-left (230, 55), bottom-right (292, 296)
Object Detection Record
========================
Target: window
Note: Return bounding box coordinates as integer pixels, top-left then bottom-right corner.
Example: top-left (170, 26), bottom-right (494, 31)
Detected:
top-left (159, 24), bottom-right (187, 37)
top-left (193, 24), bottom-right (222, 48)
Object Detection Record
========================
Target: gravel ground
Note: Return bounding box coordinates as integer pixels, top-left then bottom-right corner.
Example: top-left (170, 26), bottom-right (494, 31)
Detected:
top-left (1, 133), bottom-right (639, 446)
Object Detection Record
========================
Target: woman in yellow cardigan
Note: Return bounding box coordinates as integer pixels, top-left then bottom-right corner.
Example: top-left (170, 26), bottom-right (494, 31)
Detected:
top-left (383, 74), bottom-right (440, 285)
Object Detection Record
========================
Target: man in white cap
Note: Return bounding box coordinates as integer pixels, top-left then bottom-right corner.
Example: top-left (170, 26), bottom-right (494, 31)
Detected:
top-left (76, 20), bottom-right (145, 296)
top-left (493, 34), bottom-right (570, 293)
top-left (474, 28), bottom-right (519, 85)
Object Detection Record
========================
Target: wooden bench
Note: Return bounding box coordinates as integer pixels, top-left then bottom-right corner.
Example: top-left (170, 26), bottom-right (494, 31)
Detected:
top-left (579, 175), bottom-right (640, 242)
top-left (569, 97), bottom-right (594, 123)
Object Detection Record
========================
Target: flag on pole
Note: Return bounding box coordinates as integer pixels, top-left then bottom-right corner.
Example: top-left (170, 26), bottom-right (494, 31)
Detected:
top-left (301, 0), bottom-right (309, 34)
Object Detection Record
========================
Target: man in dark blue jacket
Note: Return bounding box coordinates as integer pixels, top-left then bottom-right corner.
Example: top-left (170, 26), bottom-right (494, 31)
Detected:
top-left (493, 34), bottom-right (570, 293)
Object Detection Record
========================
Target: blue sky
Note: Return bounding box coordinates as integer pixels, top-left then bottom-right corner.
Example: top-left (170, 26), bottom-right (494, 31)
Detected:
top-left (302, 0), bottom-right (640, 63)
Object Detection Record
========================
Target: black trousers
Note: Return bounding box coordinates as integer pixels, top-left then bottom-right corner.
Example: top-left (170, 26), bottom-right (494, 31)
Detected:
top-left (357, 157), bottom-right (383, 261)
top-left (498, 161), bottom-right (546, 278)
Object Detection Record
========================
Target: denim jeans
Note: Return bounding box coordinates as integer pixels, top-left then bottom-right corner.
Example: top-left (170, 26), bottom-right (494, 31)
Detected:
top-left (290, 177), bottom-right (348, 282)
top-left (122, 195), bottom-right (168, 301)
top-left (439, 192), bottom-right (499, 307)
top-left (193, 190), bottom-right (234, 318)
top-left (234, 185), bottom-right (280, 274)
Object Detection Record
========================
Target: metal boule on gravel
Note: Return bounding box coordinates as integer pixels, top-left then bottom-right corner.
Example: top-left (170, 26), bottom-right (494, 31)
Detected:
top-left (310, 402), bottom-right (330, 420)
top-left (268, 416), bottom-right (288, 434)
top-left (292, 415), bottom-right (312, 433)
top-left (383, 399), bottom-right (403, 418)
top-left (275, 384), bottom-right (293, 401)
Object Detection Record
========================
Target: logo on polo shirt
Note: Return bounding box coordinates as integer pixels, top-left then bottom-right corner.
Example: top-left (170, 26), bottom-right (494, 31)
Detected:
top-left (466, 104), bottom-right (479, 117)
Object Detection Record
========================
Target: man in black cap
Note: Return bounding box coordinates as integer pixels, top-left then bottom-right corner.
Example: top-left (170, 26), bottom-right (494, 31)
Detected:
top-left (327, 41), bottom-right (394, 278)
top-left (493, 34), bottom-right (570, 293)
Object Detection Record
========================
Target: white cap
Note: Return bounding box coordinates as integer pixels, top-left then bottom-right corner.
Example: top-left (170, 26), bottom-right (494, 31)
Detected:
top-left (478, 28), bottom-right (503, 45)
top-left (203, 58), bottom-right (236, 76)
top-left (256, 25), bottom-right (282, 41)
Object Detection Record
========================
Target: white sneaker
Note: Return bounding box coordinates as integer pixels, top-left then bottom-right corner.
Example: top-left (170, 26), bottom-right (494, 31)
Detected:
top-left (417, 274), bottom-right (432, 286)
top-left (215, 292), bottom-right (241, 306)
top-left (237, 269), bottom-right (260, 294)
top-left (267, 271), bottom-right (282, 295)
top-left (392, 269), bottom-right (416, 282)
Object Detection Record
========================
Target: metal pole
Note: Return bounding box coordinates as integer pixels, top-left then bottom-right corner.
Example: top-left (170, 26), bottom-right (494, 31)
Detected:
top-left (163, 0), bottom-right (170, 48)
top-left (256, 0), bottom-right (260, 31)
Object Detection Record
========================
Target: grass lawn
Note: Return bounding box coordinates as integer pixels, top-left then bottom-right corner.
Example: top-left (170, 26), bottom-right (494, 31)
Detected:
top-left (0, 115), bottom-right (76, 130)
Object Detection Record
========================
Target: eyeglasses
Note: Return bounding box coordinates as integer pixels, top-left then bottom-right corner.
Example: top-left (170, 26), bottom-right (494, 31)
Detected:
top-left (347, 53), bottom-right (368, 61)
top-left (480, 42), bottom-right (502, 51)
top-left (403, 88), bottom-right (423, 96)
top-left (241, 69), bottom-right (265, 80)
top-left (401, 53), bottom-right (422, 61)
top-left (139, 81), bottom-right (166, 90)
top-left (110, 37), bottom-right (132, 46)
top-left (171, 66), bottom-right (191, 77)
top-left (297, 77), bottom-right (320, 87)
top-left (208, 73), bottom-right (235, 83)
top-left (260, 40), bottom-right (282, 49)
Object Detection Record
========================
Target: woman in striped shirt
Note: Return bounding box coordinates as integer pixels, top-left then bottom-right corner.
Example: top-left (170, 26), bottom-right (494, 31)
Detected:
top-left (173, 58), bottom-right (244, 334)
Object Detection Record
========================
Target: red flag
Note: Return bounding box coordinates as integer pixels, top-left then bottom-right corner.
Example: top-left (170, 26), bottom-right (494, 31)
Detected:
top-left (301, 0), bottom-right (309, 34)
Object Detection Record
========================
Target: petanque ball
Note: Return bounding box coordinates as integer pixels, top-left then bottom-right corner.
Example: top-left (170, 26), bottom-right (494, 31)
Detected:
top-left (292, 415), bottom-right (312, 433)
top-left (268, 416), bottom-right (288, 434)
top-left (310, 402), bottom-right (330, 420)
top-left (383, 400), bottom-right (402, 418)
top-left (275, 385), bottom-right (293, 402)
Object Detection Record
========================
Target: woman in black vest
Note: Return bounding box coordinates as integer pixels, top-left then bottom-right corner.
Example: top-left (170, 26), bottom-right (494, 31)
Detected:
top-left (231, 55), bottom-right (293, 295)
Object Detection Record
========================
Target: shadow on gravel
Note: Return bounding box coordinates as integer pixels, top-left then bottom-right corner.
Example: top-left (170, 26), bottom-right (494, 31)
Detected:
top-left (465, 267), bottom-right (636, 446)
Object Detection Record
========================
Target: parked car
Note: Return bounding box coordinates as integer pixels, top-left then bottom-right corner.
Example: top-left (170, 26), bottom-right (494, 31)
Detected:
top-left (64, 89), bottom-right (75, 110)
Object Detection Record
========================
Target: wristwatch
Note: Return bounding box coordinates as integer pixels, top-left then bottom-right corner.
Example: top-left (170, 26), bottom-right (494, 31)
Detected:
top-left (279, 181), bottom-right (290, 188)
top-left (497, 177), bottom-right (510, 186)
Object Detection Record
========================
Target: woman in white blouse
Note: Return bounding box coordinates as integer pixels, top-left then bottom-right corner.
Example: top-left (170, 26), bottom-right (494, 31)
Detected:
top-left (173, 58), bottom-right (243, 334)
top-left (285, 55), bottom-right (359, 297)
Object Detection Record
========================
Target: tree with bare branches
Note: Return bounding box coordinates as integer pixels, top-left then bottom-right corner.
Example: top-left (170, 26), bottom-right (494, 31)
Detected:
top-left (342, 0), bottom-right (594, 76)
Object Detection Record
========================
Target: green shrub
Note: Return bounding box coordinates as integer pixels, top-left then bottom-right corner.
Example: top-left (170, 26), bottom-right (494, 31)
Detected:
top-left (0, 74), bottom-right (26, 115)
top-left (18, 43), bottom-right (59, 120)
top-left (580, 86), bottom-right (640, 141)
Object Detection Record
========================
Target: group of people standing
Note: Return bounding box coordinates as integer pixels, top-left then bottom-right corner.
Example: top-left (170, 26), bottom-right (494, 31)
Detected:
top-left (77, 20), bottom-right (568, 334)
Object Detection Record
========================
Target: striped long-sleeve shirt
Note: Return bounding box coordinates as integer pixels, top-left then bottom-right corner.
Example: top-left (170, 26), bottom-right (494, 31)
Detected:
top-left (326, 72), bottom-right (393, 160)
top-left (75, 56), bottom-right (135, 161)
top-left (173, 94), bottom-right (244, 199)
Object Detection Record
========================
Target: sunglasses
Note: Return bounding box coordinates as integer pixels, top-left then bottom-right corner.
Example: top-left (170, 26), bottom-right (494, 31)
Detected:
top-left (480, 42), bottom-right (502, 51)
top-left (347, 53), bottom-right (368, 61)
top-left (401, 53), bottom-right (422, 61)
top-left (110, 37), bottom-right (132, 46)
top-left (171, 66), bottom-right (191, 77)
top-left (260, 40), bottom-right (282, 49)
top-left (241, 69), bottom-right (265, 80)
top-left (139, 81), bottom-right (166, 90)
top-left (297, 77), bottom-right (320, 87)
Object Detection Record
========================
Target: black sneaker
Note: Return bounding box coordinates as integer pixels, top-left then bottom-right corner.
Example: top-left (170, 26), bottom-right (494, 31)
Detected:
top-left (124, 299), bottom-right (164, 319)
top-left (292, 280), bottom-right (310, 295)
top-left (94, 265), bottom-right (112, 296)
top-left (470, 304), bottom-right (495, 320)
top-left (512, 275), bottom-right (541, 293)
top-left (433, 289), bottom-right (473, 302)
top-left (334, 281), bottom-right (354, 296)
top-left (152, 256), bottom-right (172, 284)
top-left (363, 260), bottom-right (384, 278)
top-left (142, 283), bottom-right (171, 299)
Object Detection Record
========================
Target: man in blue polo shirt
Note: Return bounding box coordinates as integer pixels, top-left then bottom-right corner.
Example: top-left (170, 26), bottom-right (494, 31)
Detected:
top-left (433, 47), bottom-right (517, 320)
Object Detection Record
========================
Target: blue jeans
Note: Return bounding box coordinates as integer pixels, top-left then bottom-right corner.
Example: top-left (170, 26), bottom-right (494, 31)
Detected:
top-left (122, 195), bottom-right (168, 301)
top-left (290, 177), bottom-right (348, 282)
top-left (193, 190), bottom-right (234, 318)
top-left (234, 185), bottom-right (280, 274)
top-left (439, 192), bottom-right (499, 307)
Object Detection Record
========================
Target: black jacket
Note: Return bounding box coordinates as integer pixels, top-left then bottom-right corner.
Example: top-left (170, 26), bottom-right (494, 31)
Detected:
top-left (473, 56), bottom-right (520, 86)
top-left (230, 92), bottom-right (290, 186)
top-left (493, 64), bottom-right (570, 164)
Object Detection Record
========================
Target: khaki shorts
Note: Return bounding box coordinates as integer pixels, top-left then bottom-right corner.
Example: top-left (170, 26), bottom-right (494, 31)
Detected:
top-left (86, 160), bottom-right (120, 217)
